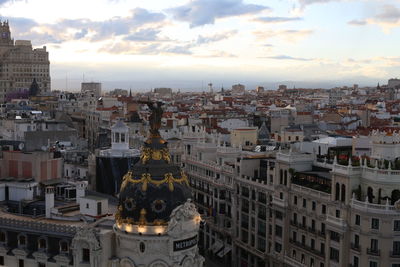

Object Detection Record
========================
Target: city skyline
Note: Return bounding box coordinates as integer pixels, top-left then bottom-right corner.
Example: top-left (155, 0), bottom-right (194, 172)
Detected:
top-left (1, 0), bottom-right (400, 90)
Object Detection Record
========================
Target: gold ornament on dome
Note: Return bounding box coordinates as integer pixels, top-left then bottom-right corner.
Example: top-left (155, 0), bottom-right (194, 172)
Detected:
top-left (119, 171), bottom-right (189, 192)
top-left (140, 147), bottom-right (171, 164)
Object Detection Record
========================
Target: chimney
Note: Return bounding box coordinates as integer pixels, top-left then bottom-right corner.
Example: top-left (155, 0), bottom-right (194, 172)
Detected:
top-left (45, 186), bottom-right (55, 218)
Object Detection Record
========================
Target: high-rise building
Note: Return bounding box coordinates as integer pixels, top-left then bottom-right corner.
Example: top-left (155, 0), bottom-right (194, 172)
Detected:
top-left (0, 20), bottom-right (51, 102)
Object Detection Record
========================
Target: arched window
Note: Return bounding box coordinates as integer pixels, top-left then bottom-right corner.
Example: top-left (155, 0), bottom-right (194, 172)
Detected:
top-left (392, 190), bottom-right (400, 205)
top-left (341, 184), bottom-right (346, 202)
top-left (335, 183), bottom-right (340, 201)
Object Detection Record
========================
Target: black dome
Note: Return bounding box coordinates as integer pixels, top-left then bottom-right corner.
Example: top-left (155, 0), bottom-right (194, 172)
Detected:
top-left (116, 135), bottom-right (192, 225)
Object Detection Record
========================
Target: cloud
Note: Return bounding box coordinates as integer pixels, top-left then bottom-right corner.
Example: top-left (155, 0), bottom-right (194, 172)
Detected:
top-left (125, 28), bottom-right (163, 41)
top-left (0, 0), bottom-right (18, 6)
top-left (297, 0), bottom-right (338, 7)
top-left (196, 30), bottom-right (237, 44)
top-left (348, 19), bottom-right (367, 26)
top-left (5, 8), bottom-right (166, 45)
top-left (356, 5), bottom-right (400, 31)
top-left (168, 0), bottom-right (269, 27)
top-left (254, 29), bottom-right (313, 42)
top-left (262, 55), bottom-right (313, 61)
top-left (74, 28), bottom-right (88, 39)
top-left (255, 16), bottom-right (302, 24)
top-left (100, 42), bottom-right (194, 55)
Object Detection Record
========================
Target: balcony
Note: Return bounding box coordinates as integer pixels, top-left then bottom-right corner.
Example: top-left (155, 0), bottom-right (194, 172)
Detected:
top-left (351, 197), bottom-right (398, 215)
top-left (351, 243), bottom-right (361, 252)
top-left (367, 248), bottom-right (380, 256)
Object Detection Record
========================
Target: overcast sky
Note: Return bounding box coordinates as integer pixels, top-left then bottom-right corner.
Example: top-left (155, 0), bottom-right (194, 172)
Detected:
top-left (1, 0), bottom-right (399, 90)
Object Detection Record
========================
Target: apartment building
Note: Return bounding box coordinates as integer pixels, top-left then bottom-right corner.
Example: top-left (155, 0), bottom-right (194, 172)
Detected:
top-left (184, 129), bottom-right (400, 267)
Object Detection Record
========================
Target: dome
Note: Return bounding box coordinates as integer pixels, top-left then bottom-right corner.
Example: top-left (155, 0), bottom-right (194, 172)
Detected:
top-left (116, 103), bottom-right (191, 226)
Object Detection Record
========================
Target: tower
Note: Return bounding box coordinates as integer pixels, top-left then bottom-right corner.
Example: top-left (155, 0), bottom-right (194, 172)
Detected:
top-left (0, 20), bottom-right (13, 46)
top-left (113, 101), bottom-right (204, 267)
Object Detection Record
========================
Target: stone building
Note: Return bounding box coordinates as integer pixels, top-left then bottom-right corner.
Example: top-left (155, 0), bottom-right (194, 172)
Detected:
top-left (183, 128), bottom-right (400, 267)
top-left (0, 21), bottom-right (50, 102)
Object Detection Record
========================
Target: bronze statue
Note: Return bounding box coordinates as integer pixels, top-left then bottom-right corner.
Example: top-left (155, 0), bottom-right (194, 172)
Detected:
top-left (139, 100), bottom-right (164, 135)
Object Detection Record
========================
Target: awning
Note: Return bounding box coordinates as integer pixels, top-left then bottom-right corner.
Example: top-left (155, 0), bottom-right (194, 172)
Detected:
top-left (211, 240), bottom-right (224, 253)
top-left (217, 245), bottom-right (232, 257)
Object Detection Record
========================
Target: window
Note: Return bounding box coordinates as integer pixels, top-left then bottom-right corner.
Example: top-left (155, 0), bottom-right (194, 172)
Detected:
top-left (82, 248), bottom-right (90, 263)
top-left (19, 259), bottom-right (24, 267)
top-left (393, 241), bottom-right (400, 255)
top-left (320, 243), bottom-right (325, 255)
top-left (292, 231), bottom-right (297, 242)
top-left (294, 196), bottom-right (298, 205)
top-left (0, 231), bottom-right (5, 243)
top-left (275, 225), bottom-right (282, 237)
top-left (303, 199), bottom-right (307, 208)
top-left (353, 256), bottom-right (359, 267)
top-left (371, 218), bottom-right (379, 230)
top-left (394, 220), bottom-right (400, 231)
top-left (311, 239), bottom-right (315, 250)
top-left (369, 261), bottom-right (377, 267)
top-left (329, 247), bottom-right (339, 262)
top-left (0, 256), bottom-right (3, 265)
top-left (355, 214), bottom-right (361, 226)
top-left (302, 216), bottom-right (306, 227)
top-left (354, 234), bottom-right (359, 247)
top-left (38, 238), bottom-right (47, 250)
top-left (312, 201), bottom-right (316, 211)
top-left (275, 242), bottom-right (282, 253)
top-left (18, 235), bottom-right (26, 246)
top-left (335, 209), bottom-right (340, 218)
top-left (321, 223), bottom-right (325, 234)
top-left (370, 239), bottom-right (378, 251)
top-left (292, 249), bottom-right (296, 257)
top-left (60, 241), bottom-right (69, 253)
top-left (38, 263), bottom-right (45, 267)
top-left (301, 235), bottom-right (305, 245)
top-left (322, 204), bottom-right (326, 214)
top-left (330, 231), bottom-right (340, 242)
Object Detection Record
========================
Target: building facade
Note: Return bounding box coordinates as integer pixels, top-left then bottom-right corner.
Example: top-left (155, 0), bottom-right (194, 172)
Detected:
top-left (0, 21), bottom-right (50, 102)
top-left (183, 129), bottom-right (400, 267)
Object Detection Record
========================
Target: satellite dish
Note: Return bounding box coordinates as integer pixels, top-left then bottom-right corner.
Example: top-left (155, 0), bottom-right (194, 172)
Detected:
top-left (18, 143), bottom-right (24, 150)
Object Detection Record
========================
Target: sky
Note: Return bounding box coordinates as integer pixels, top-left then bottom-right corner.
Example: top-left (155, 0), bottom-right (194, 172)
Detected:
top-left (0, 0), bottom-right (400, 90)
